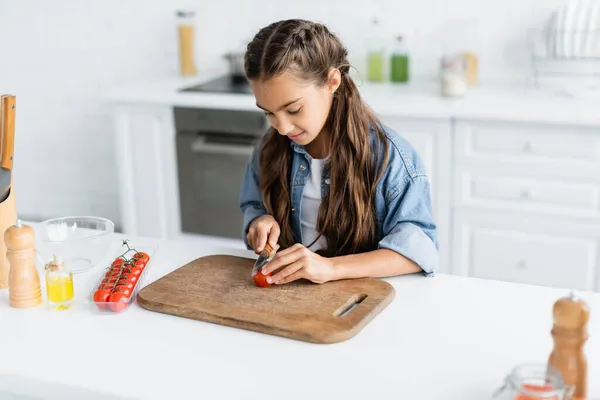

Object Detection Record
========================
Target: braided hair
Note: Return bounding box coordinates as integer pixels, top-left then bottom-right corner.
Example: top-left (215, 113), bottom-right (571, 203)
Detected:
top-left (244, 19), bottom-right (389, 257)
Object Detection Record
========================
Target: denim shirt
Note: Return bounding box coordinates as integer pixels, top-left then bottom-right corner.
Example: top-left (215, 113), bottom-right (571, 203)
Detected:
top-left (238, 124), bottom-right (439, 277)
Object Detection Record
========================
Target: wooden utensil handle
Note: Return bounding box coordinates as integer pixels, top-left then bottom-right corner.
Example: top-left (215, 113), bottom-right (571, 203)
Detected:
top-left (263, 243), bottom-right (274, 257)
top-left (1, 95), bottom-right (16, 170)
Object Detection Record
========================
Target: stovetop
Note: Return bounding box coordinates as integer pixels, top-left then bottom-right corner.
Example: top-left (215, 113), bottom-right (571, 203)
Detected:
top-left (179, 75), bottom-right (252, 95)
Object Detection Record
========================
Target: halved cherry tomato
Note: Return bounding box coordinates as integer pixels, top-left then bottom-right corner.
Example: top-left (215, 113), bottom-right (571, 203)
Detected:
top-left (253, 272), bottom-right (272, 288)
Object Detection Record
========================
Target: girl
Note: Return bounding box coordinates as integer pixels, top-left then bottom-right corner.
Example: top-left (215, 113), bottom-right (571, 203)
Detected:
top-left (239, 19), bottom-right (438, 285)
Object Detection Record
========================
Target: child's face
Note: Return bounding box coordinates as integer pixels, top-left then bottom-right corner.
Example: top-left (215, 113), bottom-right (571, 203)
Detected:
top-left (250, 70), bottom-right (340, 148)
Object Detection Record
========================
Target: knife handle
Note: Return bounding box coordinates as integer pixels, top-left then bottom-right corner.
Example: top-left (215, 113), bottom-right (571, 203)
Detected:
top-left (1, 95), bottom-right (16, 170)
top-left (263, 243), bottom-right (274, 258)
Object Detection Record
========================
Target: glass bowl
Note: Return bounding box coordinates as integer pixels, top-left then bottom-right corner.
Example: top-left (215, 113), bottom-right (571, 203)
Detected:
top-left (35, 216), bottom-right (115, 274)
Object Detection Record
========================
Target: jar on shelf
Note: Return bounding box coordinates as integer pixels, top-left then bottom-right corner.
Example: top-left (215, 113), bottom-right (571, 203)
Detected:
top-left (176, 10), bottom-right (197, 77)
top-left (45, 254), bottom-right (74, 311)
top-left (390, 35), bottom-right (410, 83)
top-left (366, 17), bottom-right (385, 82)
top-left (440, 53), bottom-right (468, 98)
top-left (492, 363), bottom-right (574, 400)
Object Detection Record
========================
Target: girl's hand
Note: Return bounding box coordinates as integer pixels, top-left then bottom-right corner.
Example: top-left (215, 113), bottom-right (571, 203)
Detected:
top-left (247, 215), bottom-right (280, 254)
top-left (261, 243), bottom-right (336, 285)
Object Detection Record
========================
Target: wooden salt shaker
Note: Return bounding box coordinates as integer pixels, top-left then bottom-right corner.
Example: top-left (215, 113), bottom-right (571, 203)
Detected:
top-left (548, 291), bottom-right (589, 399)
top-left (5, 219), bottom-right (42, 308)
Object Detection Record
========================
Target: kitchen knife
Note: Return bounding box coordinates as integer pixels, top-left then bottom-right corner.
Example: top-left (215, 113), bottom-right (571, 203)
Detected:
top-left (0, 95), bottom-right (15, 203)
top-left (251, 243), bottom-right (275, 277)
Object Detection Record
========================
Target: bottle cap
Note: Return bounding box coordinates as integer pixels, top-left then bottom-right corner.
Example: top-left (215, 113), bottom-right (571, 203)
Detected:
top-left (45, 255), bottom-right (65, 272)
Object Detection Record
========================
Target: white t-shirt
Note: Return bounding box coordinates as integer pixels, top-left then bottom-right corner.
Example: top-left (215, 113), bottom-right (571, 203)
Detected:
top-left (300, 157), bottom-right (328, 252)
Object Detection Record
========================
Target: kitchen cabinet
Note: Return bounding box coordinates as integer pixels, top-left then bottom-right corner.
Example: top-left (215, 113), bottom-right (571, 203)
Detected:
top-left (451, 119), bottom-right (600, 292)
top-left (378, 115), bottom-right (452, 273)
top-left (107, 78), bottom-right (600, 293)
top-left (452, 207), bottom-right (599, 291)
top-left (113, 104), bottom-right (180, 240)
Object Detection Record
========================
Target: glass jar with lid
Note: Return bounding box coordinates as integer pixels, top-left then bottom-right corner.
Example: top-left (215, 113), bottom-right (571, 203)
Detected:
top-left (440, 53), bottom-right (468, 98)
top-left (492, 363), bottom-right (574, 400)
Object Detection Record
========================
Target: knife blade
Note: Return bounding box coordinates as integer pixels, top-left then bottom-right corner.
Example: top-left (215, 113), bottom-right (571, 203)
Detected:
top-left (0, 95), bottom-right (15, 203)
top-left (251, 243), bottom-right (275, 277)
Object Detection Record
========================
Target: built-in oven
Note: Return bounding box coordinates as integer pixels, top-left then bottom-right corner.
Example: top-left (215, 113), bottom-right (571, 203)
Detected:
top-left (174, 107), bottom-right (269, 239)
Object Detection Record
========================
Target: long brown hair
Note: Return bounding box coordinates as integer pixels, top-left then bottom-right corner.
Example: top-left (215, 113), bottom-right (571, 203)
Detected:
top-left (244, 19), bottom-right (389, 257)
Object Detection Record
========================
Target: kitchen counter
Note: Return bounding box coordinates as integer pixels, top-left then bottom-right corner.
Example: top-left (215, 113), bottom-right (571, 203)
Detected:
top-left (0, 233), bottom-right (599, 400)
top-left (104, 72), bottom-right (600, 126)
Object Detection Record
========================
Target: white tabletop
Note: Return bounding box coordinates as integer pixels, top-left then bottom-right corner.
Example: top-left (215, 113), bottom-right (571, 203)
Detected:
top-left (0, 234), bottom-right (598, 400)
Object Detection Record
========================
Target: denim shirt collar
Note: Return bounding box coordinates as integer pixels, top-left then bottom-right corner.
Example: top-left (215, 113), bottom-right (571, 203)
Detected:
top-left (290, 140), bottom-right (308, 156)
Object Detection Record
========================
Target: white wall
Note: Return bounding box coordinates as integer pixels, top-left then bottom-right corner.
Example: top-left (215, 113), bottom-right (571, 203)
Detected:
top-left (0, 0), bottom-right (569, 230)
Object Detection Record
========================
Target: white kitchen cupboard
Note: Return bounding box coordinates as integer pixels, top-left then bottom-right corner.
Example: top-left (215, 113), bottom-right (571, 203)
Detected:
top-left (378, 115), bottom-right (452, 274)
top-left (112, 104), bottom-right (181, 240)
top-left (451, 119), bottom-right (600, 292)
top-left (452, 208), bottom-right (599, 291)
top-left (109, 95), bottom-right (600, 293)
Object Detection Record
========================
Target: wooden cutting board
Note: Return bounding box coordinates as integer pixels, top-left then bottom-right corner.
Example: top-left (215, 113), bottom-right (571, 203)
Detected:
top-left (137, 254), bottom-right (395, 344)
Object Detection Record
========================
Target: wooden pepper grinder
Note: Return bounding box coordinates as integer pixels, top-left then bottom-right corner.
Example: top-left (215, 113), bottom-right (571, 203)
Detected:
top-left (5, 219), bottom-right (42, 308)
top-left (548, 291), bottom-right (589, 399)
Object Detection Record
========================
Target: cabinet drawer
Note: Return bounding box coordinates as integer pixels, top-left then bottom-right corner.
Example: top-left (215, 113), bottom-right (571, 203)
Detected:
top-left (468, 227), bottom-right (596, 291)
top-left (455, 121), bottom-right (600, 170)
top-left (455, 169), bottom-right (600, 214)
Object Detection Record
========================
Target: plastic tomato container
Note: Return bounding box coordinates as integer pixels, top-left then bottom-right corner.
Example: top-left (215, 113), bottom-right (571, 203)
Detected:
top-left (86, 239), bottom-right (158, 313)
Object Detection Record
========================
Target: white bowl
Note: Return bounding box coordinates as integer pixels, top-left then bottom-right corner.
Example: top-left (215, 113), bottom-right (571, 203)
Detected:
top-left (35, 216), bottom-right (115, 274)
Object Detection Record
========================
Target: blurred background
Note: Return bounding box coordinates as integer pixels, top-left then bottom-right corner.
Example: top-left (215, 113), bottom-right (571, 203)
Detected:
top-left (1, 0), bottom-right (600, 289)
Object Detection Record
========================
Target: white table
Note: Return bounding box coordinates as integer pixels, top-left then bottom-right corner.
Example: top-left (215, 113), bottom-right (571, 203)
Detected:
top-left (0, 234), bottom-right (598, 400)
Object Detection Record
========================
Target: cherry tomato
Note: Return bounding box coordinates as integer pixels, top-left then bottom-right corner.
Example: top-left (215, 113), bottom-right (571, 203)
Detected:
top-left (128, 266), bottom-right (143, 277)
top-left (93, 289), bottom-right (112, 310)
top-left (94, 289), bottom-right (112, 302)
top-left (111, 258), bottom-right (125, 268)
top-left (253, 272), bottom-right (272, 288)
top-left (113, 285), bottom-right (132, 298)
top-left (101, 277), bottom-right (119, 286)
top-left (131, 258), bottom-right (147, 269)
top-left (119, 273), bottom-right (138, 284)
top-left (117, 279), bottom-right (134, 292)
top-left (132, 251), bottom-right (149, 267)
top-left (109, 291), bottom-right (129, 312)
top-left (106, 267), bottom-right (125, 277)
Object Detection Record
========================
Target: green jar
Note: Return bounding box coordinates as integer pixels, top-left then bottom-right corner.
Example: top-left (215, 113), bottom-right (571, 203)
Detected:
top-left (367, 52), bottom-right (385, 82)
top-left (390, 36), bottom-right (409, 83)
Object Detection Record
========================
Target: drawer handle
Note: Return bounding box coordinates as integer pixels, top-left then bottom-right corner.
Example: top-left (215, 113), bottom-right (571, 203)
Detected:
top-left (516, 260), bottom-right (527, 270)
top-left (522, 142), bottom-right (533, 152)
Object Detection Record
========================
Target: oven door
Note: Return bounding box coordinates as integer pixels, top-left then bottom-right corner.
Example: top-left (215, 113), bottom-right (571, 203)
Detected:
top-left (176, 131), bottom-right (258, 239)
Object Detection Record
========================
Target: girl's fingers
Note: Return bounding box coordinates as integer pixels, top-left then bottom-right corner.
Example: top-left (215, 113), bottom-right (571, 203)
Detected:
top-left (256, 226), bottom-right (269, 253)
top-left (268, 223), bottom-right (281, 250)
top-left (268, 260), bottom-right (304, 284)
top-left (262, 245), bottom-right (303, 275)
top-left (270, 243), bottom-right (303, 259)
top-left (274, 268), bottom-right (305, 285)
